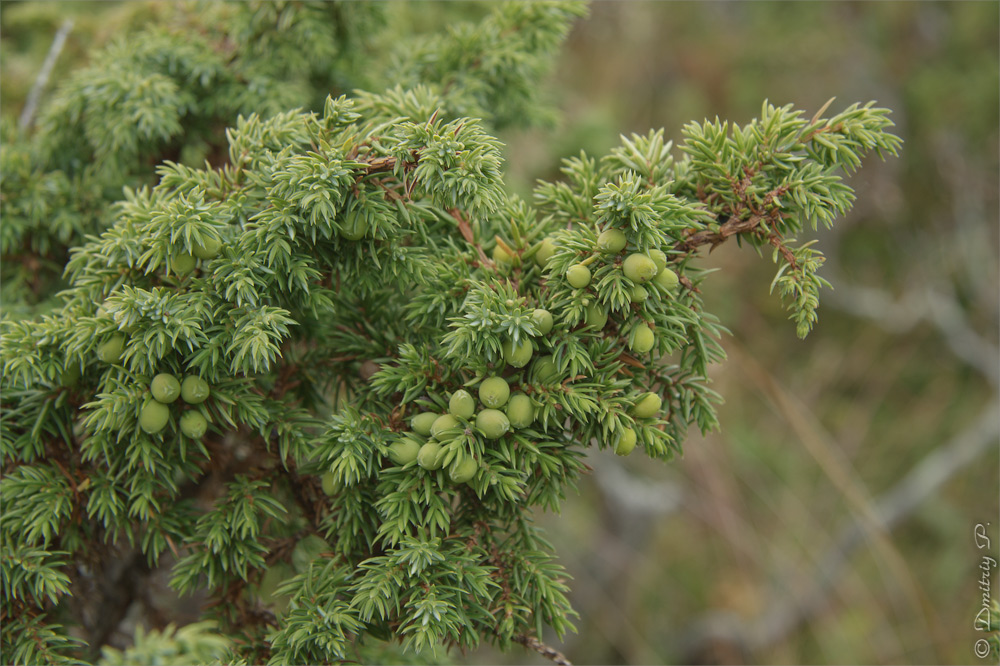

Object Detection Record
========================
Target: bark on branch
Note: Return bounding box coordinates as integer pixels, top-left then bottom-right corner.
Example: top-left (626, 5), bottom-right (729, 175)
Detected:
top-left (676, 213), bottom-right (766, 252)
top-left (515, 634), bottom-right (573, 666)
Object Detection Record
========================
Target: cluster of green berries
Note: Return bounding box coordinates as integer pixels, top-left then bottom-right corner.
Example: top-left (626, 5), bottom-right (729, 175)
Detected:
top-left (389, 376), bottom-right (539, 484)
top-left (94, 287), bottom-right (215, 440)
top-left (612, 391), bottom-right (664, 457)
top-left (598, 232), bottom-right (677, 357)
top-left (536, 229), bottom-right (679, 359)
top-left (399, 228), bottom-right (671, 466)
top-left (531, 228), bottom-right (680, 456)
top-left (138, 373), bottom-right (211, 438)
top-left (564, 231), bottom-right (679, 294)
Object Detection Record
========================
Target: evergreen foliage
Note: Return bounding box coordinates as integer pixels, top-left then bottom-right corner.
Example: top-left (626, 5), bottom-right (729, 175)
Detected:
top-left (0, 2), bottom-right (900, 664)
top-left (97, 622), bottom-right (235, 666)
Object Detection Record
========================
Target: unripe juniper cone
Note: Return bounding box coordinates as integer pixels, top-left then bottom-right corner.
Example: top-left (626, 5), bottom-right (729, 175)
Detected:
top-left (179, 410), bottom-right (208, 438)
top-left (410, 412), bottom-right (438, 436)
top-left (388, 438), bottom-right (422, 465)
top-left (151, 373), bottom-right (181, 404)
top-left (535, 237), bottom-right (556, 266)
top-left (259, 564), bottom-right (293, 612)
top-left (172, 253), bottom-right (197, 275)
top-left (532, 355), bottom-right (559, 383)
top-left (192, 235), bottom-right (221, 260)
top-left (292, 536), bottom-right (330, 573)
top-left (648, 249), bottom-right (668, 272)
top-left (476, 409), bottom-right (510, 439)
top-left (139, 401), bottom-right (170, 434)
top-left (493, 244), bottom-right (513, 265)
top-left (430, 414), bottom-right (459, 440)
top-left (597, 228), bottom-right (628, 253)
top-left (417, 441), bottom-right (445, 470)
top-left (566, 263), bottom-right (591, 288)
top-left (479, 376), bottom-right (510, 408)
top-left (615, 428), bottom-right (638, 456)
top-left (180, 375), bottom-right (210, 404)
top-left (259, 563), bottom-right (292, 597)
top-left (630, 323), bottom-right (656, 354)
top-left (321, 472), bottom-right (338, 496)
top-left (632, 392), bottom-right (663, 419)
top-left (448, 456), bottom-right (479, 484)
top-left (97, 335), bottom-right (125, 364)
top-left (339, 209), bottom-right (369, 240)
top-left (60, 364), bottom-right (81, 387)
top-left (531, 308), bottom-right (554, 335)
top-left (506, 393), bottom-right (535, 428)
top-left (623, 253), bottom-right (658, 283)
top-left (584, 303), bottom-right (608, 330)
top-left (654, 266), bottom-right (679, 289)
top-left (502, 339), bottom-right (533, 368)
top-left (449, 389), bottom-right (476, 418)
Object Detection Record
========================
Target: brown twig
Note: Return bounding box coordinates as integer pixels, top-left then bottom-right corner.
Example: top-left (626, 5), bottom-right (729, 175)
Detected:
top-left (766, 233), bottom-right (798, 269)
top-left (675, 179), bottom-right (794, 268)
top-left (514, 634), bottom-right (573, 666)
top-left (362, 155), bottom-right (399, 174)
top-left (449, 208), bottom-right (494, 268)
top-left (677, 212), bottom-right (766, 252)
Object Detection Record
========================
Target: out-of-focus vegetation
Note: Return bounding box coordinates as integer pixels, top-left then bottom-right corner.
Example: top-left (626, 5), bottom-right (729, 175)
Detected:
top-left (2, 2), bottom-right (995, 664)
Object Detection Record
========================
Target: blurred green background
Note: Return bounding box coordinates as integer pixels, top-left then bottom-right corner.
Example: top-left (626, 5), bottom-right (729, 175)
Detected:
top-left (2, 2), bottom-right (997, 664)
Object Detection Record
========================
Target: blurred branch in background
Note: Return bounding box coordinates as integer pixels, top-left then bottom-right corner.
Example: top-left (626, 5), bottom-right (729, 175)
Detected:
top-left (681, 267), bottom-right (999, 662)
top-left (556, 455), bottom-right (684, 665)
top-left (594, 455), bottom-right (684, 517)
top-left (726, 342), bottom-right (944, 657)
top-left (18, 18), bottom-right (73, 130)
top-left (684, 400), bottom-right (998, 661)
top-left (827, 282), bottom-right (999, 388)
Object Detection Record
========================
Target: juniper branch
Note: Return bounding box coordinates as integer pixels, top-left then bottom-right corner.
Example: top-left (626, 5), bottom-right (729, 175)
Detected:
top-left (0, 5), bottom-right (900, 663)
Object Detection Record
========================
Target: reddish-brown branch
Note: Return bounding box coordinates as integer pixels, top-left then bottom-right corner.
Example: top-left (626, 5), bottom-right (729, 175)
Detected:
top-left (675, 182), bottom-right (792, 262)
top-left (767, 234), bottom-right (798, 270)
top-left (514, 634), bottom-right (573, 666)
top-left (362, 155), bottom-right (399, 174)
top-left (676, 212), bottom-right (767, 253)
top-left (801, 120), bottom-right (845, 145)
top-left (617, 352), bottom-right (646, 370)
top-left (449, 208), bottom-right (494, 268)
